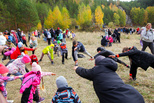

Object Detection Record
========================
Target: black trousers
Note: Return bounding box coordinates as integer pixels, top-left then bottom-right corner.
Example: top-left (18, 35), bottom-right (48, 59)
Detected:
top-left (130, 63), bottom-right (138, 79)
top-left (47, 38), bottom-right (51, 45)
top-left (62, 52), bottom-right (68, 63)
top-left (141, 41), bottom-right (154, 54)
top-left (21, 85), bottom-right (39, 103)
top-left (23, 40), bottom-right (28, 47)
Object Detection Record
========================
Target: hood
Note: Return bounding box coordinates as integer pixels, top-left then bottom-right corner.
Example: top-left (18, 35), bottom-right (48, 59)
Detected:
top-left (95, 58), bottom-right (117, 71)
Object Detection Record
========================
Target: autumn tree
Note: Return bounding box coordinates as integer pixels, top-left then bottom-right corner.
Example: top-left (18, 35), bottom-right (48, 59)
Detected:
top-left (52, 6), bottom-right (62, 29)
top-left (44, 9), bottom-right (53, 28)
top-left (61, 7), bottom-right (71, 29)
top-left (113, 13), bottom-right (120, 25)
top-left (77, 3), bottom-right (92, 29)
top-left (146, 6), bottom-right (154, 24)
top-left (117, 9), bottom-right (126, 26)
top-left (144, 10), bottom-right (148, 24)
top-left (37, 21), bottom-right (42, 31)
top-left (95, 6), bottom-right (104, 27)
top-left (130, 7), bottom-right (140, 25)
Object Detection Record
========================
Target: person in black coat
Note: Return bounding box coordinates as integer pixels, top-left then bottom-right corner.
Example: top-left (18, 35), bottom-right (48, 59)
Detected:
top-left (109, 46), bottom-right (154, 80)
top-left (114, 28), bottom-right (120, 43)
top-left (101, 36), bottom-right (109, 47)
top-left (73, 56), bottom-right (145, 103)
top-left (94, 47), bottom-right (130, 68)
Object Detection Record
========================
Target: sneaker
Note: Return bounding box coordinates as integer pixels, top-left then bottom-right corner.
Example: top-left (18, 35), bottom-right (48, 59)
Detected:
top-left (62, 62), bottom-right (64, 64)
top-left (51, 61), bottom-right (54, 64)
top-left (7, 100), bottom-right (14, 103)
top-left (36, 97), bottom-right (45, 103)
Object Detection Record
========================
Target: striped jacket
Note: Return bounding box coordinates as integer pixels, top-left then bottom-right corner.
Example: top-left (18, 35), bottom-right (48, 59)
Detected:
top-left (52, 87), bottom-right (81, 103)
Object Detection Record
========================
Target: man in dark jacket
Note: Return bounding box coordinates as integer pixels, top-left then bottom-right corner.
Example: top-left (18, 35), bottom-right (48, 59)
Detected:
top-left (94, 47), bottom-right (130, 68)
top-left (72, 40), bottom-right (93, 66)
top-left (114, 28), bottom-right (120, 43)
top-left (109, 46), bottom-right (154, 80)
top-left (73, 56), bottom-right (145, 103)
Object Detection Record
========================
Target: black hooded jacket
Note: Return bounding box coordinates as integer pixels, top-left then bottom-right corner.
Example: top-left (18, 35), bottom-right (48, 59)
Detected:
top-left (76, 58), bottom-right (145, 103)
top-left (118, 46), bottom-right (154, 70)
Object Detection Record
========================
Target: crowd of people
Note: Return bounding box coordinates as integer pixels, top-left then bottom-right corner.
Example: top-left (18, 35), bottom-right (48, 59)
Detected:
top-left (0, 23), bottom-right (153, 103)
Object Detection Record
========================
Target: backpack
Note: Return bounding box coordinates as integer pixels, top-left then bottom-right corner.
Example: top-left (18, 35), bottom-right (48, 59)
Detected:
top-left (30, 54), bottom-right (38, 65)
top-left (55, 88), bottom-right (75, 103)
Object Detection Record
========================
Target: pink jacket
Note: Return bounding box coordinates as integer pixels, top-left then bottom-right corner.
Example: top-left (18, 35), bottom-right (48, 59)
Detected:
top-left (108, 37), bottom-right (113, 43)
top-left (20, 71), bottom-right (41, 103)
top-left (4, 47), bottom-right (16, 56)
top-left (0, 74), bottom-right (20, 98)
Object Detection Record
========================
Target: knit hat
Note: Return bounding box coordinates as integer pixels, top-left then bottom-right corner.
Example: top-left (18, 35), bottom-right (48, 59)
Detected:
top-left (97, 47), bottom-right (105, 52)
top-left (56, 76), bottom-right (68, 89)
top-left (18, 42), bottom-right (23, 48)
top-left (57, 40), bottom-right (61, 45)
top-left (32, 62), bottom-right (42, 72)
top-left (95, 56), bottom-right (105, 65)
top-left (21, 55), bottom-right (31, 64)
top-left (0, 64), bottom-right (9, 74)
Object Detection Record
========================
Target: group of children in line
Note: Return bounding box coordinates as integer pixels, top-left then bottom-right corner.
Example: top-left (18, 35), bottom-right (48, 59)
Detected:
top-left (0, 25), bottom-right (153, 103)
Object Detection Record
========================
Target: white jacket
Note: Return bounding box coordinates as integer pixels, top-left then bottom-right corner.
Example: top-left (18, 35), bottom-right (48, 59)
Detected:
top-left (0, 35), bottom-right (7, 45)
top-left (141, 27), bottom-right (154, 42)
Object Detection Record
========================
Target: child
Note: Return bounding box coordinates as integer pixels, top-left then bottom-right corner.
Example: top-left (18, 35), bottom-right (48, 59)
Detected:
top-left (59, 42), bottom-right (68, 64)
top-left (29, 36), bottom-right (38, 54)
top-left (109, 46), bottom-right (154, 80)
top-left (38, 44), bottom-right (54, 64)
top-left (53, 40), bottom-right (60, 57)
top-left (107, 35), bottom-right (113, 47)
top-left (10, 42), bottom-right (36, 59)
top-left (0, 63), bottom-right (22, 100)
top-left (101, 35), bottom-right (109, 47)
top-left (6, 54), bottom-right (31, 82)
top-left (20, 62), bottom-right (56, 103)
top-left (72, 40), bottom-right (93, 66)
top-left (22, 34), bottom-right (28, 47)
top-left (52, 76), bottom-right (81, 103)
top-left (72, 31), bottom-right (76, 40)
top-left (32, 62), bottom-right (56, 101)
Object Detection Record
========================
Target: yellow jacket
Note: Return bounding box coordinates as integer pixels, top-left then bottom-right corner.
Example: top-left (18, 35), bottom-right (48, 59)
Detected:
top-left (42, 44), bottom-right (54, 60)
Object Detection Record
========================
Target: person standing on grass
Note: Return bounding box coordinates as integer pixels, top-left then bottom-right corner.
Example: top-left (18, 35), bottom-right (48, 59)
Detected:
top-left (47, 29), bottom-right (52, 45)
top-left (38, 44), bottom-right (54, 64)
top-left (141, 23), bottom-right (154, 54)
top-left (29, 36), bottom-right (38, 54)
top-left (109, 46), bottom-right (154, 81)
top-left (59, 42), bottom-right (68, 64)
top-left (73, 56), bottom-right (145, 103)
top-left (72, 40), bottom-right (93, 66)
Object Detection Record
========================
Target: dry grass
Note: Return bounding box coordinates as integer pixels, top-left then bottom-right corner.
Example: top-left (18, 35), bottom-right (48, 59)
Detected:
top-left (0, 32), bottom-right (153, 103)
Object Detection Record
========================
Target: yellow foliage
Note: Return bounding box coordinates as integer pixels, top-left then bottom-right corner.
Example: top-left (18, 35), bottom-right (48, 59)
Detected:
top-left (101, 5), bottom-right (105, 9)
top-left (44, 9), bottom-right (53, 28)
top-left (109, 3), bottom-right (112, 10)
top-left (61, 7), bottom-right (71, 29)
top-left (144, 10), bottom-right (148, 24)
top-left (95, 6), bottom-right (104, 27)
top-left (37, 22), bottom-right (42, 31)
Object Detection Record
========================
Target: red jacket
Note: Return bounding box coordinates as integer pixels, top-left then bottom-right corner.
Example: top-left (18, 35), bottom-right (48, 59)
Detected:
top-left (10, 46), bottom-right (34, 59)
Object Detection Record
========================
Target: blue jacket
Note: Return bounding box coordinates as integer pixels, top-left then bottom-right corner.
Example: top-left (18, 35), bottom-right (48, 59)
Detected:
top-left (52, 87), bottom-right (81, 103)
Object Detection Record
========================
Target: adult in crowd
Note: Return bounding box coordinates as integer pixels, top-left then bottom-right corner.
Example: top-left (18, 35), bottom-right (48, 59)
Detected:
top-left (17, 28), bottom-right (22, 42)
top-left (108, 28), bottom-right (112, 35)
top-left (72, 40), bottom-right (93, 66)
top-left (73, 56), bottom-right (145, 103)
top-left (141, 23), bottom-right (154, 54)
top-left (0, 32), bottom-right (7, 46)
top-left (94, 47), bottom-right (130, 68)
top-left (114, 28), bottom-right (120, 43)
top-left (109, 46), bottom-right (154, 80)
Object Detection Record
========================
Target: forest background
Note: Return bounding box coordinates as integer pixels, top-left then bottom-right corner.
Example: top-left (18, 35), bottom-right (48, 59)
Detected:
top-left (0, 0), bottom-right (153, 32)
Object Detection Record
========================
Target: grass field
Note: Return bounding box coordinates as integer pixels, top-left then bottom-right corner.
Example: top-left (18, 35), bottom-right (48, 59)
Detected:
top-left (0, 31), bottom-right (153, 103)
